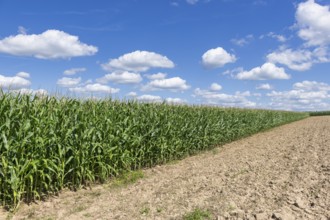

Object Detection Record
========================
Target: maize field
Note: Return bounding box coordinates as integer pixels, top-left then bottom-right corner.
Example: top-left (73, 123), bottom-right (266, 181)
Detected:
top-left (309, 111), bottom-right (330, 116)
top-left (0, 92), bottom-right (308, 209)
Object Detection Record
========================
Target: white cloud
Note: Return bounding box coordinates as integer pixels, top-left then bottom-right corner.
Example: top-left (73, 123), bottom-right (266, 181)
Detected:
top-left (210, 83), bottom-right (222, 91)
top-left (165, 97), bottom-right (187, 104)
top-left (313, 46), bottom-right (330, 63)
top-left (256, 83), bottom-right (273, 90)
top-left (231, 34), bottom-right (254, 47)
top-left (145, 72), bottom-right (167, 80)
top-left (222, 67), bottom-right (244, 77)
top-left (126, 92), bottom-right (137, 97)
top-left (97, 71), bottom-right (142, 84)
top-left (236, 62), bottom-right (290, 80)
top-left (0, 29), bottom-right (98, 59)
top-left (194, 88), bottom-right (256, 107)
top-left (296, 0), bottom-right (330, 46)
top-left (264, 32), bottom-right (287, 42)
top-left (267, 90), bottom-right (329, 110)
top-left (267, 80), bottom-right (330, 111)
top-left (293, 80), bottom-right (330, 91)
top-left (202, 47), bottom-right (237, 69)
top-left (0, 73), bottom-right (31, 89)
top-left (137, 94), bottom-right (162, 103)
top-left (273, 35), bottom-right (287, 43)
top-left (69, 83), bottom-right (119, 94)
top-left (235, 91), bottom-right (251, 97)
top-left (63, 68), bottom-right (86, 75)
top-left (102, 50), bottom-right (174, 72)
top-left (142, 77), bottom-right (190, 92)
top-left (57, 77), bottom-right (81, 87)
top-left (267, 47), bottom-right (329, 71)
top-left (267, 48), bottom-right (313, 71)
top-left (264, 1), bottom-right (330, 73)
top-left (268, 90), bottom-right (328, 100)
top-left (83, 79), bottom-right (93, 85)
top-left (16, 71), bottom-right (30, 78)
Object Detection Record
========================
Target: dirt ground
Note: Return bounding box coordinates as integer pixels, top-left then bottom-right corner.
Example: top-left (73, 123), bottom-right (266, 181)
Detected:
top-left (1, 116), bottom-right (329, 220)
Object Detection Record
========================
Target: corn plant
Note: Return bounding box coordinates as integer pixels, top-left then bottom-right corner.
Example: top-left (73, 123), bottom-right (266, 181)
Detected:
top-left (309, 111), bottom-right (330, 116)
top-left (0, 92), bottom-right (308, 209)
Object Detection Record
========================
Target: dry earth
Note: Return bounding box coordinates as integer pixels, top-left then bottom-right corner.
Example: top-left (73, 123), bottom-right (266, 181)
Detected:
top-left (1, 116), bottom-right (329, 220)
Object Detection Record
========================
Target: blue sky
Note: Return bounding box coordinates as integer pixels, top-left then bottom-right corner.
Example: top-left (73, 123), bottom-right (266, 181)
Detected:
top-left (0, 0), bottom-right (330, 111)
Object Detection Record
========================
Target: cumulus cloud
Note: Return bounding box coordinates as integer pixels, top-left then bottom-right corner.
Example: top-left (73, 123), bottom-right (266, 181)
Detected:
top-left (142, 77), bottom-right (190, 92)
top-left (16, 71), bottom-right (30, 78)
top-left (222, 67), bottom-right (244, 77)
top-left (0, 29), bottom-right (98, 59)
top-left (69, 83), bottom-right (119, 94)
top-left (236, 63), bottom-right (290, 80)
top-left (126, 92), bottom-right (137, 97)
top-left (102, 50), bottom-right (175, 72)
top-left (267, 46), bottom-right (330, 71)
top-left (194, 88), bottom-right (256, 107)
top-left (137, 94), bottom-right (163, 103)
top-left (256, 83), bottom-right (273, 90)
top-left (210, 83), bottom-right (222, 91)
top-left (97, 71), bottom-right (142, 84)
top-left (267, 90), bottom-right (329, 110)
top-left (63, 68), bottom-right (86, 75)
top-left (145, 72), bottom-right (167, 80)
top-left (235, 91), bottom-right (251, 97)
top-left (313, 46), bottom-right (330, 63)
top-left (57, 77), bottom-right (82, 87)
top-left (267, 48), bottom-right (313, 71)
top-left (268, 90), bottom-right (328, 101)
top-left (0, 73), bottom-right (31, 89)
top-left (293, 80), bottom-right (330, 91)
top-left (267, 80), bottom-right (330, 111)
top-left (202, 47), bottom-right (237, 69)
top-left (265, 1), bottom-right (330, 73)
top-left (296, 0), bottom-right (330, 46)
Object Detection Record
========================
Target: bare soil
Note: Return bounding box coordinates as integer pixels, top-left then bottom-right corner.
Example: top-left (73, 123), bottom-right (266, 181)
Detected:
top-left (1, 116), bottom-right (329, 220)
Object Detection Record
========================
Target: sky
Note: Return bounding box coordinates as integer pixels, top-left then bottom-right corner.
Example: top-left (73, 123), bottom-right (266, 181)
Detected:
top-left (0, 0), bottom-right (330, 111)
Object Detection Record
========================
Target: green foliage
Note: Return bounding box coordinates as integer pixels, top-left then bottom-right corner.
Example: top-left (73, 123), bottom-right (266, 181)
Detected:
top-left (0, 92), bottom-right (308, 209)
top-left (140, 206), bottom-right (150, 215)
top-left (309, 111), bottom-right (330, 116)
top-left (112, 170), bottom-right (144, 187)
top-left (183, 208), bottom-right (211, 220)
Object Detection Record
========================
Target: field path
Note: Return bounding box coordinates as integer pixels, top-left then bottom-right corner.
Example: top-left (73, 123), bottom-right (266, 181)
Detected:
top-left (3, 117), bottom-right (330, 219)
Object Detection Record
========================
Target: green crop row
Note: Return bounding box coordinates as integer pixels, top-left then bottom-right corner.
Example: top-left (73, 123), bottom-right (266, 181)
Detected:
top-left (309, 111), bottom-right (330, 116)
top-left (0, 92), bottom-right (308, 209)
